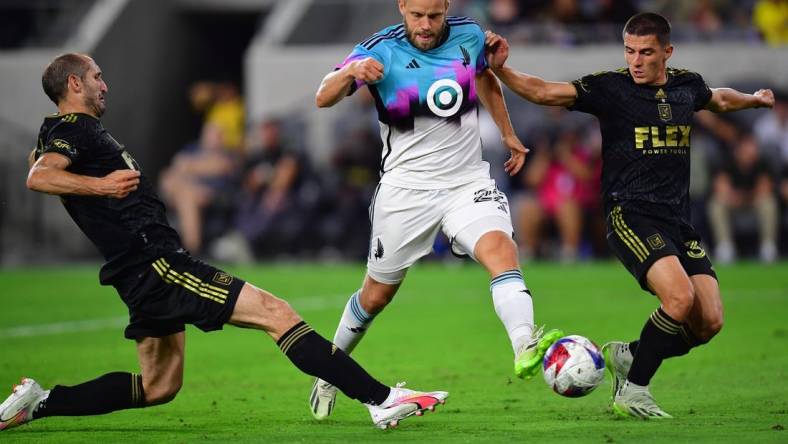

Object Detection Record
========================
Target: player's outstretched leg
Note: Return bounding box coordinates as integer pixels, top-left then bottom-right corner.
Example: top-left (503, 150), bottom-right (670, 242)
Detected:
top-left (309, 277), bottom-right (399, 420)
top-left (0, 379), bottom-right (48, 431)
top-left (365, 383), bottom-right (448, 430)
top-left (473, 231), bottom-right (564, 380)
top-left (234, 283), bottom-right (445, 429)
top-left (514, 326), bottom-right (565, 379)
top-left (602, 341), bottom-right (634, 399)
top-left (310, 290), bottom-right (375, 420)
top-left (0, 370), bottom-right (151, 432)
top-left (277, 321), bottom-right (447, 429)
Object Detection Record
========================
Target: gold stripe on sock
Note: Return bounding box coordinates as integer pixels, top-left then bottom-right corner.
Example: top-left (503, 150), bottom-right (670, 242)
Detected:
top-left (652, 310), bottom-right (682, 331)
top-left (279, 324), bottom-right (314, 354)
top-left (650, 311), bottom-right (681, 334)
top-left (279, 324), bottom-right (313, 354)
top-left (131, 373), bottom-right (138, 404)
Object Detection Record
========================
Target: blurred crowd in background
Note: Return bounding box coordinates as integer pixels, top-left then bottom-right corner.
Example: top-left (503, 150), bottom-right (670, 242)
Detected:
top-left (450, 0), bottom-right (788, 45)
top-left (161, 76), bottom-right (788, 265)
top-left (1, 0), bottom-right (784, 265)
top-left (151, 2), bottom-right (787, 267)
top-left (161, 82), bottom-right (380, 263)
top-left (1, 0), bottom-right (786, 49)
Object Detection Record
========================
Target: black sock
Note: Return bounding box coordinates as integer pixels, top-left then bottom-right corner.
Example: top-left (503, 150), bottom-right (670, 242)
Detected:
top-left (277, 321), bottom-right (390, 405)
top-left (628, 323), bottom-right (704, 361)
top-left (627, 308), bottom-right (685, 386)
top-left (34, 372), bottom-right (145, 418)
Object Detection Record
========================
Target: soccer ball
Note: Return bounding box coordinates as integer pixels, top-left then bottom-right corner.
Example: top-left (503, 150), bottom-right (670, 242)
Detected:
top-left (542, 335), bottom-right (605, 397)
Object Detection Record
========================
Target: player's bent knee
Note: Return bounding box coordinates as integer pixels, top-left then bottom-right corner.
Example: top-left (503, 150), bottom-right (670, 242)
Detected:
top-left (661, 288), bottom-right (694, 321)
top-left (232, 284), bottom-right (301, 331)
top-left (475, 230), bottom-right (516, 256)
top-left (474, 231), bottom-right (519, 274)
top-left (699, 315), bottom-right (724, 342)
top-left (270, 296), bottom-right (300, 324)
top-left (255, 290), bottom-right (300, 327)
top-left (144, 380), bottom-right (183, 406)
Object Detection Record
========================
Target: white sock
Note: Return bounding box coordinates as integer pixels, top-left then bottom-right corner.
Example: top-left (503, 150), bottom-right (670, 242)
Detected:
top-left (490, 269), bottom-right (534, 355)
top-left (332, 290), bottom-right (376, 354)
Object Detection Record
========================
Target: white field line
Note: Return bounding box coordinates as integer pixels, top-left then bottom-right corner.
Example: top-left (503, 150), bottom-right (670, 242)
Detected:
top-left (0, 294), bottom-right (349, 339)
top-left (0, 317), bottom-right (129, 339)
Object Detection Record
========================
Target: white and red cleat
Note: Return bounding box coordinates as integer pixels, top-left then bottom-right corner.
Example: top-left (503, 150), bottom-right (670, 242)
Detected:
top-left (366, 382), bottom-right (448, 429)
top-left (0, 378), bottom-right (47, 431)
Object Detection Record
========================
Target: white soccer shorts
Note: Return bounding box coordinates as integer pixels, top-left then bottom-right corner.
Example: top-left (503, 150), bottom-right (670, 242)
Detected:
top-left (366, 178), bottom-right (514, 284)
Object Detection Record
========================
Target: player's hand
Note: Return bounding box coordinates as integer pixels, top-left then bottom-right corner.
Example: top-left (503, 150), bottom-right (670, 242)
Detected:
top-left (484, 30), bottom-right (509, 70)
top-left (753, 89), bottom-right (774, 108)
top-left (98, 169), bottom-right (141, 198)
top-left (349, 57), bottom-right (384, 84)
top-left (502, 134), bottom-right (529, 176)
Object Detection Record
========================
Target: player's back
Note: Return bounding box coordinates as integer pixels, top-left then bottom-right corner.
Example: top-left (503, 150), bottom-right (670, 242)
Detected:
top-left (337, 17), bottom-right (492, 190)
top-left (35, 113), bottom-right (181, 283)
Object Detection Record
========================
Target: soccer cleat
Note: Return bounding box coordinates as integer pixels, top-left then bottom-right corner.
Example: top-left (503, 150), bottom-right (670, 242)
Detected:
top-left (309, 378), bottom-right (338, 420)
top-left (612, 381), bottom-right (673, 419)
top-left (602, 341), bottom-right (634, 400)
top-left (514, 326), bottom-right (565, 380)
top-left (366, 382), bottom-right (448, 430)
top-left (0, 378), bottom-right (47, 431)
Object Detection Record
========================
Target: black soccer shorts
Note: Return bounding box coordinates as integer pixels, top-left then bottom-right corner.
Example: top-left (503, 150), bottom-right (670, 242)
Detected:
top-left (605, 205), bottom-right (717, 293)
top-left (113, 250), bottom-right (245, 340)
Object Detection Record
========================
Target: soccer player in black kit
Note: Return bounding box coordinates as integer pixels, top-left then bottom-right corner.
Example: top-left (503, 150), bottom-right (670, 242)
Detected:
top-left (483, 13), bottom-right (774, 418)
top-left (0, 53), bottom-right (447, 432)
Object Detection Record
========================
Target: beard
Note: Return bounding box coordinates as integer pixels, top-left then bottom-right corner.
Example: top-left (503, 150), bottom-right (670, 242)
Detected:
top-left (404, 20), bottom-right (446, 51)
top-left (84, 94), bottom-right (106, 117)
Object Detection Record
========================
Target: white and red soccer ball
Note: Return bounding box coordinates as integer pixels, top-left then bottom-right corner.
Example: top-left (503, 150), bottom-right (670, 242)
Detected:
top-left (542, 335), bottom-right (605, 397)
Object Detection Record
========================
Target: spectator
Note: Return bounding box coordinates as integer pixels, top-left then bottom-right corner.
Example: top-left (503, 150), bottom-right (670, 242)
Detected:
top-left (755, 91), bottom-right (788, 252)
top-left (707, 132), bottom-right (779, 263)
top-left (226, 118), bottom-right (305, 259)
top-left (513, 118), bottom-right (600, 262)
top-left (188, 81), bottom-right (245, 151)
top-left (159, 123), bottom-right (240, 254)
top-left (753, 89), bottom-right (788, 164)
top-left (753, 0), bottom-right (788, 46)
top-left (688, 0), bottom-right (724, 35)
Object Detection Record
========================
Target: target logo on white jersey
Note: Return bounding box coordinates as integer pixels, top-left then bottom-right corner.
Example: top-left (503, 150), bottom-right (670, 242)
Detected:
top-left (426, 79), bottom-right (463, 117)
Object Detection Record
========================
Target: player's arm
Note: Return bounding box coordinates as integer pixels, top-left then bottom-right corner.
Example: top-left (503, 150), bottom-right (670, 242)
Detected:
top-left (27, 152), bottom-right (140, 199)
top-left (315, 57), bottom-right (384, 108)
top-left (476, 68), bottom-right (528, 176)
top-left (705, 88), bottom-right (774, 113)
top-left (485, 31), bottom-right (577, 107)
top-left (494, 66), bottom-right (578, 107)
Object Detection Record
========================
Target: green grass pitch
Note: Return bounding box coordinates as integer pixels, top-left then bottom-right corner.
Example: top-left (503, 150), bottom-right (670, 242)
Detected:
top-left (1, 261), bottom-right (786, 443)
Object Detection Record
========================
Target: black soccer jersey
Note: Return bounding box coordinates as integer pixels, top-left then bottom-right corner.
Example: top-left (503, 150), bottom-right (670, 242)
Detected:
top-left (35, 113), bottom-right (182, 284)
top-left (568, 67), bottom-right (712, 220)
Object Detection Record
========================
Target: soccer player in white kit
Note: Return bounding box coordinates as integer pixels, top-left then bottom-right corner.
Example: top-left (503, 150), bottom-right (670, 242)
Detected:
top-left (309, 0), bottom-right (563, 419)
